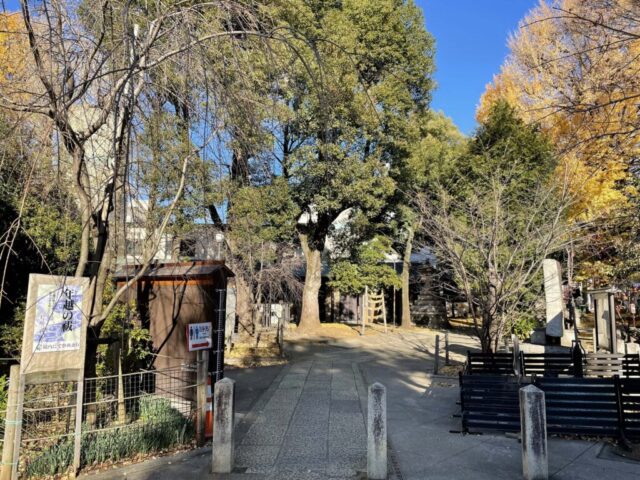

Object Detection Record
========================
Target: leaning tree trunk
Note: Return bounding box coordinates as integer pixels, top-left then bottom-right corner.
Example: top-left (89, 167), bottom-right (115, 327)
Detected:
top-left (400, 226), bottom-right (414, 328)
top-left (298, 233), bottom-right (322, 332)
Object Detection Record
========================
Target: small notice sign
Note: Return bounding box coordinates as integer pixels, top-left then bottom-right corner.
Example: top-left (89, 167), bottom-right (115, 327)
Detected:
top-left (33, 283), bottom-right (83, 353)
top-left (187, 322), bottom-right (212, 351)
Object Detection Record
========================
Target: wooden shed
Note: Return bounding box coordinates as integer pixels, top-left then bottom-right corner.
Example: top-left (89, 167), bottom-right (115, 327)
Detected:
top-left (113, 260), bottom-right (234, 380)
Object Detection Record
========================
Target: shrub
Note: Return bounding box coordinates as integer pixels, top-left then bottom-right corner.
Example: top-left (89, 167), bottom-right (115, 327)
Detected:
top-left (24, 396), bottom-right (194, 477)
top-left (0, 375), bottom-right (8, 415)
top-left (511, 313), bottom-right (541, 341)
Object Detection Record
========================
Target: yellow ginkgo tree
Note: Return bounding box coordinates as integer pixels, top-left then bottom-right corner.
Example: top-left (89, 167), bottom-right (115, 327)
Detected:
top-left (478, 0), bottom-right (640, 284)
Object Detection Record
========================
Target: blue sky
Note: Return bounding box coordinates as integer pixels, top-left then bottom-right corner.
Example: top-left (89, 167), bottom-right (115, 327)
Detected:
top-left (418, 0), bottom-right (538, 134)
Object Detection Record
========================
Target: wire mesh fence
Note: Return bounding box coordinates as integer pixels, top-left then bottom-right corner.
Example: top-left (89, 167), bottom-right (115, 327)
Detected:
top-left (11, 366), bottom-right (199, 478)
top-left (0, 372), bottom-right (9, 458)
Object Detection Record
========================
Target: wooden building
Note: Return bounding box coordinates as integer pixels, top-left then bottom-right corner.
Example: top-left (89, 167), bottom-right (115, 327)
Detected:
top-left (113, 260), bottom-right (234, 380)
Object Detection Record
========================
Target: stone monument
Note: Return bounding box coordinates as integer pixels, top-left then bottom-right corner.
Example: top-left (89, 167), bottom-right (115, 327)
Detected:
top-left (543, 259), bottom-right (564, 339)
top-left (587, 287), bottom-right (618, 353)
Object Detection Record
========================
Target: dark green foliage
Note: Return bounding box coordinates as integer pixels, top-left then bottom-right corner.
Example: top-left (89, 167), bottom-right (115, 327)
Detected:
top-left (96, 282), bottom-right (153, 376)
top-left (0, 375), bottom-right (7, 414)
top-left (463, 100), bottom-right (556, 196)
top-left (0, 116), bottom-right (81, 364)
top-left (271, 0), bottom-right (435, 242)
top-left (511, 312), bottom-right (541, 341)
top-left (328, 237), bottom-right (400, 295)
top-left (421, 103), bottom-right (566, 352)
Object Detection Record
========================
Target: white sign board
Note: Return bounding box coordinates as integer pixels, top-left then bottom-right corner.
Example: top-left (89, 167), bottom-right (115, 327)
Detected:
top-left (187, 322), bottom-right (212, 351)
top-left (20, 274), bottom-right (90, 380)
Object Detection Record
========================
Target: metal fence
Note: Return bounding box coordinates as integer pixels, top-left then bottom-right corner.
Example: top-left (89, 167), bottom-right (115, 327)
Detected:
top-left (465, 350), bottom-right (640, 378)
top-left (5, 365), bottom-right (199, 478)
top-left (458, 373), bottom-right (640, 442)
top-left (0, 373), bottom-right (9, 463)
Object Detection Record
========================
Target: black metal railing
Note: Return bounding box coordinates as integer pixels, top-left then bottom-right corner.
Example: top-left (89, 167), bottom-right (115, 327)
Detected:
top-left (459, 372), bottom-right (640, 441)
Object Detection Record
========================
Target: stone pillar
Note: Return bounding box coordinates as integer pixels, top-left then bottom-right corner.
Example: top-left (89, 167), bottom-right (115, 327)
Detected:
top-left (512, 334), bottom-right (521, 376)
top-left (593, 292), bottom-right (613, 352)
top-left (519, 385), bottom-right (548, 480)
top-left (367, 383), bottom-right (387, 480)
top-left (543, 259), bottom-right (564, 339)
top-left (212, 377), bottom-right (235, 473)
top-left (608, 293), bottom-right (618, 354)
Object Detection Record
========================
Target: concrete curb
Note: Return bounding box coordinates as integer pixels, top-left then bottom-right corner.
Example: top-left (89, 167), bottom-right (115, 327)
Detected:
top-left (80, 447), bottom-right (211, 478)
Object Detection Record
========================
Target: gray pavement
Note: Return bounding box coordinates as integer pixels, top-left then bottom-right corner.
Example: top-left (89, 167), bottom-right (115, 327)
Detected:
top-left (354, 334), bottom-right (640, 480)
top-left (231, 360), bottom-right (370, 479)
top-left (83, 329), bottom-right (640, 480)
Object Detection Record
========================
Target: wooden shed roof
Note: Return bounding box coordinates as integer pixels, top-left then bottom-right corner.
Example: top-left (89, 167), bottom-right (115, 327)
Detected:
top-left (112, 260), bottom-right (234, 281)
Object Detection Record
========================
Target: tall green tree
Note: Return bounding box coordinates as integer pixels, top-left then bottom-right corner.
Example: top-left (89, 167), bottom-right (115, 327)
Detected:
top-left (328, 236), bottom-right (400, 296)
top-left (389, 111), bottom-right (465, 328)
top-left (420, 102), bottom-right (570, 352)
top-left (265, 0), bottom-right (435, 331)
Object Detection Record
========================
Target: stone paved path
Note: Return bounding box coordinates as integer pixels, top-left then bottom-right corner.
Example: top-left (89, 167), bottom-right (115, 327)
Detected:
top-left (233, 360), bottom-right (369, 479)
top-left (84, 330), bottom-right (640, 480)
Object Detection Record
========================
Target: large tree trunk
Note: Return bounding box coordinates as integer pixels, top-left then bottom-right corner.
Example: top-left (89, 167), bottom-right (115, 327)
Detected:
top-left (234, 274), bottom-right (255, 335)
top-left (400, 226), bottom-right (414, 328)
top-left (480, 312), bottom-right (493, 353)
top-left (298, 233), bottom-right (322, 332)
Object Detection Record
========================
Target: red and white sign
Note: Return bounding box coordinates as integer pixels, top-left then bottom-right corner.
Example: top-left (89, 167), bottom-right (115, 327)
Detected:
top-left (187, 322), bottom-right (212, 351)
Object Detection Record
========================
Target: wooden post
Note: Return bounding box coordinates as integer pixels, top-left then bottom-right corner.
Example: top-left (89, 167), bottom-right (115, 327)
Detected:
top-left (116, 345), bottom-right (126, 424)
top-left (277, 306), bottom-right (285, 357)
top-left (362, 287), bottom-right (368, 336)
top-left (445, 332), bottom-right (450, 366)
top-left (196, 349), bottom-right (208, 447)
top-left (382, 291), bottom-right (387, 334)
top-left (10, 374), bottom-right (24, 480)
top-left (72, 371), bottom-right (84, 476)
top-left (1, 366), bottom-right (20, 480)
top-left (592, 327), bottom-right (597, 353)
top-left (434, 335), bottom-right (440, 375)
top-left (392, 286), bottom-right (396, 326)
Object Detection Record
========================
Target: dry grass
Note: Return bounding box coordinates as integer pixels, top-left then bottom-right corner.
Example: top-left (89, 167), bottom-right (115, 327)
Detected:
top-left (287, 322), bottom-right (360, 339)
top-left (287, 322), bottom-right (433, 340)
top-left (226, 345), bottom-right (281, 358)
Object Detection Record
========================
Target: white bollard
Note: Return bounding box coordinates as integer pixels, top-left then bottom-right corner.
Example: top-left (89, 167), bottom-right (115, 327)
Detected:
top-left (367, 382), bottom-right (387, 479)
top-left (519, 385), bottom-right (548, 480)
top-left (212, 377), bottom-right (235, 474)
